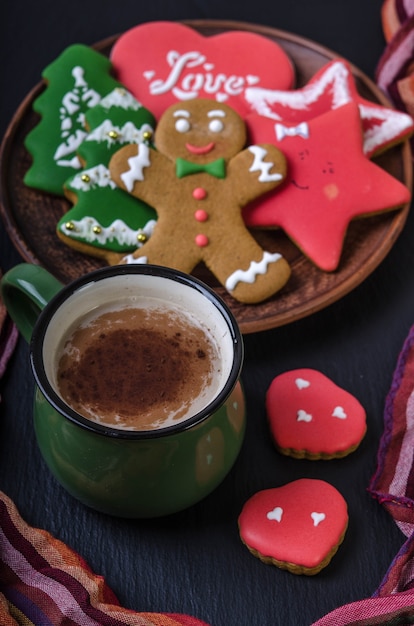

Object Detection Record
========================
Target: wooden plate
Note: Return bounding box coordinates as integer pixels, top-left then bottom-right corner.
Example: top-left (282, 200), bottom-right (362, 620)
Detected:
top-left (0, 19), bottom-right (411, 334)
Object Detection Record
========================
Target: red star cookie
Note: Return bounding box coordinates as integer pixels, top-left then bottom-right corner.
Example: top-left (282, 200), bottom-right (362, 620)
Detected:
top-left (110, 21), bottom-right (295, 120)
top-left (244, 59), bottom-right (414, 157)
top-left (243, 102), bottom-right (411, 271)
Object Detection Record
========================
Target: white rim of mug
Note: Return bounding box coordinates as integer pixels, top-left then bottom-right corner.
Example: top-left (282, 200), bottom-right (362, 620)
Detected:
top-left (29, 264), bottom-right (244, 440)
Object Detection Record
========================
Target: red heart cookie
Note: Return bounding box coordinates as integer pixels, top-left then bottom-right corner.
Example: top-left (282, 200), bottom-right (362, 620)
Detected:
top-left (266, 368), bottom-right (367, 459)
top-left (238, 479), bottom-right (348, 575)
top-left (110, 21), bottom-right (294, 120)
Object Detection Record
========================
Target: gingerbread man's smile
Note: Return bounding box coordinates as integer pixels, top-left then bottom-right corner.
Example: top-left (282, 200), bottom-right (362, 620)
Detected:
top-left (185, 142), bottom-right (215, 155)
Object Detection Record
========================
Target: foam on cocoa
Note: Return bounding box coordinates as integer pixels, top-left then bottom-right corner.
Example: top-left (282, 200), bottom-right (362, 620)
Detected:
top-left (56, 305), bottom-right (221, 430)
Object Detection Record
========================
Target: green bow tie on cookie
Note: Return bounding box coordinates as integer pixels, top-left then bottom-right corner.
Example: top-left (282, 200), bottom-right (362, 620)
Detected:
top-left (176, 157), bottom-right (226, 179)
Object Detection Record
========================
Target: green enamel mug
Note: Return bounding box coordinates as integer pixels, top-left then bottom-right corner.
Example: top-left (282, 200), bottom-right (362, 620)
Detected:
top-left (1, 263), bottom-right (245, 518)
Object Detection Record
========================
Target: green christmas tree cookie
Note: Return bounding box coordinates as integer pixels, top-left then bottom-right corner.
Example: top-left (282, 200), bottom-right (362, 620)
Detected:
top-left (57, 87), bottom-right (157, 260)
top-left (24, 44), bottom-right (125, 196)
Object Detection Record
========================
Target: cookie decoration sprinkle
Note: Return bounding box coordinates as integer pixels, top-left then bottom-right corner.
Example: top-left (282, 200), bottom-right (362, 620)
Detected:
top-left (107, 129), bottom-right (120, 140)
top-left (142, 130), bottom-right (153, 142)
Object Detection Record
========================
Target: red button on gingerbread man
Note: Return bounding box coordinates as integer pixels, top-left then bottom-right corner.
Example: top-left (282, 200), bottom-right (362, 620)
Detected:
top-left (109, 99), bottom-right (290, 303)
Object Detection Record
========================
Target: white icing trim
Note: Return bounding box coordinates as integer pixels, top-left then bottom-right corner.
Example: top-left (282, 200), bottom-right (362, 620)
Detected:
top-left (54, 129), bottom-right (87, 164)
top-left (122, 254), bottom-right (149, 264)
top-left (60, 218), bottom-right (157, 247)
top-left (359, 103), bottom-right (414, 155)
top-left (225, 251), bottom-right (282, 291)
top-left (53, 64), bottom-right (105, 168)
top-left (248, 146), bottom-right (283, 182)
top-left (56, 155), bottom-right (82, 169)
top-left (85, 120), bottom-right (154, 146)
top-left (120, 144), bottom-right (151, 192)
top-left (70, 164), bottom-right (116, 191)
top-left (98, 88), bottom-right (143, 110)
top-left (244, 60), bottom-right (352, 119)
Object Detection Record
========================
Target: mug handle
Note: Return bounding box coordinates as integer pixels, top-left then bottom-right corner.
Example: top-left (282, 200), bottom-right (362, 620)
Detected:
top-left (1, 263), bottom-right (63, 342)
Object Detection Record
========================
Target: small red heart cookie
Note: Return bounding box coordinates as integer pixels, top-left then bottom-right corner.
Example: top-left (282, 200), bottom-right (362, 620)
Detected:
top-left (110, 21), bottom-right (295, 120)
top-left (266, 368), bottom-right (367, 460)
top-left (238, 479), bottom-right (348, 575)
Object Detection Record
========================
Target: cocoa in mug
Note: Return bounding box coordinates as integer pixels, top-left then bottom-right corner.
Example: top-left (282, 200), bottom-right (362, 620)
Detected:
top-left (0, 264), bottom-right (245, 517)
top-left (56, 302), bottom-right (222, 430)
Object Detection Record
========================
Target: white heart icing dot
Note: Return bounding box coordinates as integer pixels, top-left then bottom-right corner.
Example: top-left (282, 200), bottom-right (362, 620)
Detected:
top-left (311, 512), bottom-right (326, 527)
top-left (297, 409), bottom-right (312, 422)
top-left (295, 378), bottom-right (310, 390)
top-left (267, 507), bottom-right (283, 522)
top-left (332, 406), bottom-right (347, 419)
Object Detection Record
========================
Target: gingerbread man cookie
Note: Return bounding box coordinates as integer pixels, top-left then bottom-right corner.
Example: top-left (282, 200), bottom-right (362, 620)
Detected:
top-left (109, 99), bottom-right (290, 304)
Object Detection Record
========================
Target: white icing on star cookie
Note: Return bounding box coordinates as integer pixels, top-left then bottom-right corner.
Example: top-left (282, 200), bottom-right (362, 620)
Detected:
top-left (244, 59), bottom-right (414, 158)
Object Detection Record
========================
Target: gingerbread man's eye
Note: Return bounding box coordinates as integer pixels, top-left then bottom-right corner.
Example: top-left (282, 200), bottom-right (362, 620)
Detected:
top-left (209, 119), bottom-right (224, 133)
top-left (175, 118), bottom-right (191, 133)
